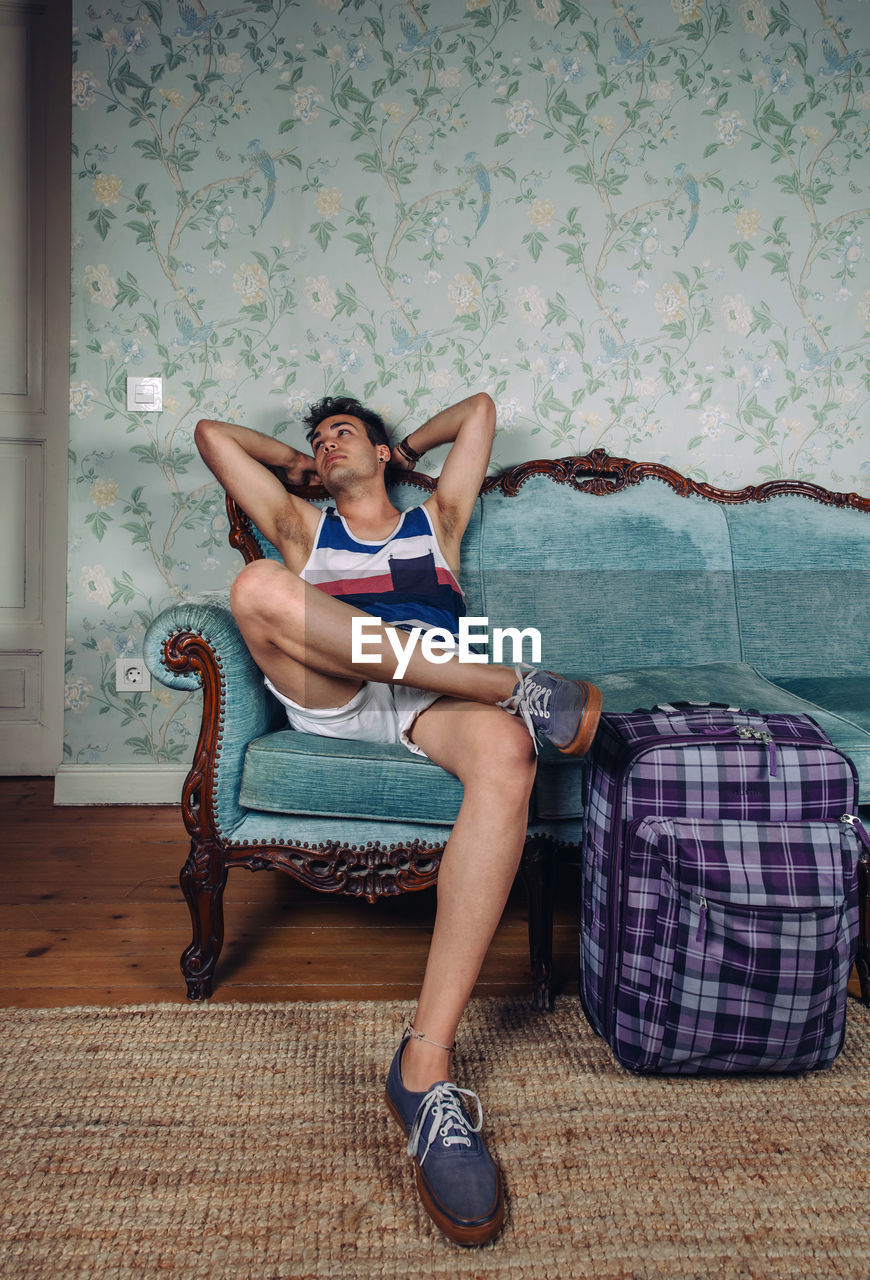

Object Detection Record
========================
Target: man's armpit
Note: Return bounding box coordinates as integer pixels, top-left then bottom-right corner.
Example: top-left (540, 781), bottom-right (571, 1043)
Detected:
top-left (274, 500), bottom-right (314, 550)
top-left (431, 495), bottom-right (461, 542)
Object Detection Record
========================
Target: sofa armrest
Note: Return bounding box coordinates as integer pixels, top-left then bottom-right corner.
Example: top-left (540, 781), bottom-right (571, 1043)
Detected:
top-left (144, 592), bottom-right (280, 838)
top-left (143, 591), bottom-right (257, 688)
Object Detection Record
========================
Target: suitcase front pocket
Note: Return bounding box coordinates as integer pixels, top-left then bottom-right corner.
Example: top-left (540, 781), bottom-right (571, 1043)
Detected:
top-left (615, 818), bottom-right (859, 1074)
top-left (655, 892), bottom-right (840, 1072)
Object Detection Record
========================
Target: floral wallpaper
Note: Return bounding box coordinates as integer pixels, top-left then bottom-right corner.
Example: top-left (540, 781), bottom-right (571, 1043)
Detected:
top-left (66, 0), bottom-right (870, 773)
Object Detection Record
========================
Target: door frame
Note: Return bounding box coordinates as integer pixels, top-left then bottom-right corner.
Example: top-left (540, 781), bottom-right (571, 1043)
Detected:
top-left (0, 0), bottom-right (71, 775)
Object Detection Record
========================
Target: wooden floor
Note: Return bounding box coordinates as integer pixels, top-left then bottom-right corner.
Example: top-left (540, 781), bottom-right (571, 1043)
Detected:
top-left (0, 777), bottom-right (582, 1009)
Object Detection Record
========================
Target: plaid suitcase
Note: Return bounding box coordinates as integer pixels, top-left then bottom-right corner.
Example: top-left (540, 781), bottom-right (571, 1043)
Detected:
top-left (580, 704), bottom-right (868, 1074)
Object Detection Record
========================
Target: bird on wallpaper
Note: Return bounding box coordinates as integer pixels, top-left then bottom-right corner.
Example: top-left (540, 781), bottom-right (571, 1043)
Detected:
top-left (396, 10), bottom-right (442, 53)
top-left (673, 163), bottom-right (700, 246)
top-left (611, 25), bottom-right (652, 66)
top-left (598, 326), bottom-right (636, 364)
top-left (463, 153), bottom-right (491, 235)
top-left (819, 37), bottom-right (862, 76)
top-left (389, 316), bottom-right (429, 356)
top-left (175, 1), bottom-right (246, 39)
top-left (247, 140), bottom-right (276, 222)
top-left (172, 308), bottom-right (215, 348)
top-left (175, 0), bottom-right (219, 38)
top-left (799, 335), bottom-right (839, 372)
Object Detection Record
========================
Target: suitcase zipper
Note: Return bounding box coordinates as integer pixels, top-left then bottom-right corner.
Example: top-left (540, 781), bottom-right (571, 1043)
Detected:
top-left (695, 896), bottom-right (708, 942)
top-left (841, 812), bottom-right (870, 858)
top-left (691, 890), bottom-right (845, 945)
top-left (657, 847), bottom-right (845, 947)
top-left (735, 726), bottom-right (777, 775)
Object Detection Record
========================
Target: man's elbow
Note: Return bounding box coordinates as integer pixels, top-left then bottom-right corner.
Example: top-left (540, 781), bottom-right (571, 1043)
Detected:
top-left (194, 418), bottom-right (218, 459)
top-left (471, 392), bottom-right (496, 436)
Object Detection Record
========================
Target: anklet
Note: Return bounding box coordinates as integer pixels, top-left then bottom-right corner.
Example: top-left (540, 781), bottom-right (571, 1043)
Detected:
top-left (405, 1023), bottom-right (455, 1053)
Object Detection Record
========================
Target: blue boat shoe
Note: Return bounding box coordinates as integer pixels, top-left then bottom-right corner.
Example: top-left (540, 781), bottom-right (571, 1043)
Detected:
top-left (498, 666), bottom-right (603, 756)
top-left (385, 1038), bottom-right (505, 1246)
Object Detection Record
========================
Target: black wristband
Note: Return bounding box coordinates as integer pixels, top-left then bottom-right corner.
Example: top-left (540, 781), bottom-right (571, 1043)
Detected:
top-left (397, 435), bottom-right (422, 463)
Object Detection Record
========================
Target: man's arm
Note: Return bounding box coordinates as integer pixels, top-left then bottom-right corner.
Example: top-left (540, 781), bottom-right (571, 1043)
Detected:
top-left (393, 393), bottom-right (496, 555)
top-left (194, 418), bottom-right (320, 553)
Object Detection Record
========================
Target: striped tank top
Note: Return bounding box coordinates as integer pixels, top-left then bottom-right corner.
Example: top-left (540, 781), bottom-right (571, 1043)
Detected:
top-left (301, 504), bottom-right (465, 636)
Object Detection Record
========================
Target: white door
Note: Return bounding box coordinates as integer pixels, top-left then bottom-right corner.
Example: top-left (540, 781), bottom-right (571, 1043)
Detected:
top-left (0, 2), bottom-right (70, 774)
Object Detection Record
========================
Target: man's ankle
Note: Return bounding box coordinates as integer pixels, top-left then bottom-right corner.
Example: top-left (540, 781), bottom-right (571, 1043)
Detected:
top-left (400, 1035), bottom-right (452, 1093)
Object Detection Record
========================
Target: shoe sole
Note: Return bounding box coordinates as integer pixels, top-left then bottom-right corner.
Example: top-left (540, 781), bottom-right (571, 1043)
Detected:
top-left (553, 680), bottom-right (603, 757)
top-left (385, 1088), bottom-right (505, 1247)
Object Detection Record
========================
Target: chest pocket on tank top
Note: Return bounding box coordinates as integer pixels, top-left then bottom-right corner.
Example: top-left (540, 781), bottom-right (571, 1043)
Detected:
top-left (388, 550), bottom-right (439, 595)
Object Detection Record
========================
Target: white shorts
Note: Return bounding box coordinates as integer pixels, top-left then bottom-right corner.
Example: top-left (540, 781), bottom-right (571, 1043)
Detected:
top-left (263, 676), bottom-right (441, 759)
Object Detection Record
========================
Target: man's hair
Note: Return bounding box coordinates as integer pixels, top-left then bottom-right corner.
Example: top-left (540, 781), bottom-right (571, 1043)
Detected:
top-left (303, 395), bottom-right (390, 448)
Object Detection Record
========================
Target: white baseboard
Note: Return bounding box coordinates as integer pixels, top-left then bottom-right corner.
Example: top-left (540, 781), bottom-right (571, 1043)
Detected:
top-left (54, 764), bottom-right (187, 805)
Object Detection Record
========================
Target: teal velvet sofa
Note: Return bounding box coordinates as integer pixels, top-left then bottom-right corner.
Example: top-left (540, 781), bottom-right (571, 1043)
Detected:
top-left (144, 451), bottom-right (870, 1005)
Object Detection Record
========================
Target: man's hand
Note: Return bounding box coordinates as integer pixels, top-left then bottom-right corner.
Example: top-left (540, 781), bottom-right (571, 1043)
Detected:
top-left (389, 444), bottom-right (416, 473)
top-left (282, 451), bottom-right (318, 486)
top-left (194, 417), bottom-right (321, 556)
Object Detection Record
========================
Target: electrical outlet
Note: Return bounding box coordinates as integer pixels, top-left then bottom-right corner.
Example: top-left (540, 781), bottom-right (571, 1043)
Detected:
top-left (115, 657), bottom-right (151, 693)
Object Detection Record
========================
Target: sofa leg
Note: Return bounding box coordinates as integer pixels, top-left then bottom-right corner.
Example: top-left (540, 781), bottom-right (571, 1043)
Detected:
top-left (179, 839), bottom-right (228, 1000)
top-left (855, 858), bottom-right (869, 1006)
top-left (521, 838), bottom-right (556, 1012)
top-left (856, 949), bottom-right (870, 1006)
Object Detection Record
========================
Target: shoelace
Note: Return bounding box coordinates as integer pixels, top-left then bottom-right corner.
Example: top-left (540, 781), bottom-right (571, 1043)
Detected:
top-left (407, 1082), bottom-right (484, 1167)
top-left (496, 665), bottom-right (548, 754)
top-left (526, 681), bottom-right (552, 720)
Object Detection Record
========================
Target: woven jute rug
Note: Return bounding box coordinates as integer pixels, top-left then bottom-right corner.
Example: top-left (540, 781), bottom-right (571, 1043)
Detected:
top-left (1, 998), bottom-right (868, 1280)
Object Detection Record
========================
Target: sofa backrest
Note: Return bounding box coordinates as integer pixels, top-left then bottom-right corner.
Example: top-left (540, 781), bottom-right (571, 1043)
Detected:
top-left (467, 475), bottom-right (870, 679)
top-left (467, 478), bottom-right (742, 673)
top-left (722, 498), bottom-right (870, 678)
top-left (233, 456), bottom-right (870, 680)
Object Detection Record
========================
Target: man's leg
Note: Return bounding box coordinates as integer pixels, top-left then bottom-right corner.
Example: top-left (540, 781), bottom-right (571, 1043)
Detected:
top-left (229, 557), bottom-right (518, 707)
top-left (398, 697), bottom-right (537, 1090)
top-left (234, 564), bottom-right (538, 1063)
top-left (381, 697), bottom-right (535, 1245)
top-left (231, 556), bottom-right (602, 758)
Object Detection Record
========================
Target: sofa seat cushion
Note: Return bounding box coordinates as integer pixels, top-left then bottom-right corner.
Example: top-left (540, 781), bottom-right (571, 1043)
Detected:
top-left (240, 725), bottom-right (591, 825)
top-left (767, 676), bottom-right (870, 794)
top-left (536, 660), bottom-right (870, 821)
top-left (240, 731), bottom-right (464, 825)
top-left (769, 676), bottom-right (870, 728)
top-left (587, 661), bottom-right (870, 793)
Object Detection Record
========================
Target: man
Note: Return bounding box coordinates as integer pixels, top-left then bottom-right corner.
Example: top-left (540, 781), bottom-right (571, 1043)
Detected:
top-left (194, 392), bottom-right (602, 1246)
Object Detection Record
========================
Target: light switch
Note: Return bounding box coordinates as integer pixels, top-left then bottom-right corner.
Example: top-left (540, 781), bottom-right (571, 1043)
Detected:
top-left (126, 376), bottom-right (163, 412)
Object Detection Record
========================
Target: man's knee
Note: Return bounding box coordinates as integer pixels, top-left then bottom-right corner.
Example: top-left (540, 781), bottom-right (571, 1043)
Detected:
top-left (230, 558), bottom-right (301, 630)
top-left (471, 713), bottom-right (537, 792)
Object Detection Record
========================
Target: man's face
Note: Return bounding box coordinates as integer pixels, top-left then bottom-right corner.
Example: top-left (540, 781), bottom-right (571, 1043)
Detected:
top-left (309, 414), bottom-right (388, 491)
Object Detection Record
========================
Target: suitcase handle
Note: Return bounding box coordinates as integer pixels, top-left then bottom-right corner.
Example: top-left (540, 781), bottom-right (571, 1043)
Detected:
top-left (644, 705), bottom-right (778, 773)
top-left (648, 701), bottom-right (749, 714)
